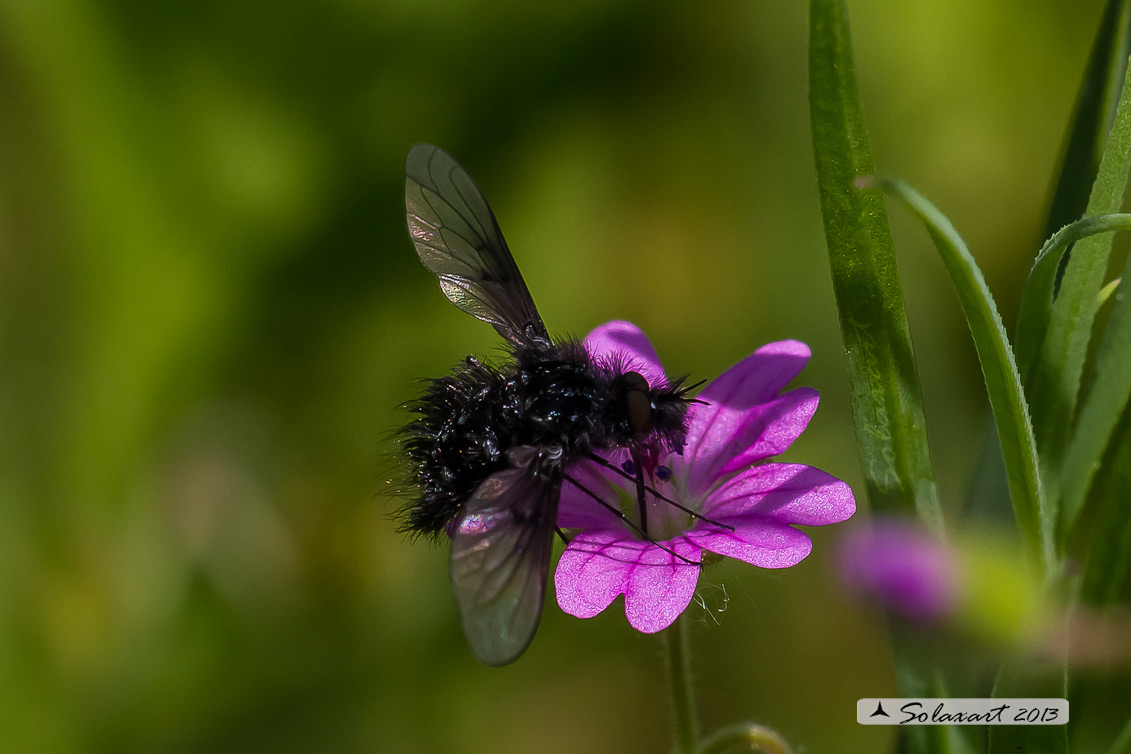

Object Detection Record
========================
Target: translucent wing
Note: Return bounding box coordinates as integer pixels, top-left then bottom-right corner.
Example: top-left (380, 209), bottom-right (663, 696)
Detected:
top-left (449, 466), bottom-right (560, 666)
top-left (405, 144), bottom-right (550, 348)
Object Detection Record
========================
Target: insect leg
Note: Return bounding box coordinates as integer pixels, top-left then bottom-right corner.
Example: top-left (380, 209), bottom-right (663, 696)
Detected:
top-left (561, 472), bottom-right (698, 566)
top-left (585, 453), bottom-right (735, 532)
top-left (629, 448), bottom-right (648, 534)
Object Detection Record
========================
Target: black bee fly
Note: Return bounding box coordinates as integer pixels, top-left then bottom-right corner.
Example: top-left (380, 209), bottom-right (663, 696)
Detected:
top-left (398, 144), bottom-right (698, 666)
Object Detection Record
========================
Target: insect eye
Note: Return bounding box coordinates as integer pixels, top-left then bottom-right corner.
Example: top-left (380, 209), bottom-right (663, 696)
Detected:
top-left (621, 459), bottom-right (637, 475)
top-left (616, 370), bottom-right (653, 438)
top-left (655, 465), bottom-right (672, 481)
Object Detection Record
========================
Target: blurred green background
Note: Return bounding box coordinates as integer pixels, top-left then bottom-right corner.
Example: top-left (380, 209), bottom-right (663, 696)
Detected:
top-left (0, 0), bottom-right (1112, 751)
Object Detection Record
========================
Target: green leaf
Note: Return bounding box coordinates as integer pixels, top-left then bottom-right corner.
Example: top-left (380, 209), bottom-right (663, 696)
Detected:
top-left (1080, 407), bottom-right (1131, 606)
top-left (975, 0), bottom-right (1131, 531)
top-left (1017, 0), bottom-right (1131, 376)
top-left (1017, 214), bottom-right (1131, 381)
top-left (866, 177), bottom-right (1051, 573)
top-left (1026, 43), bottom-right (1131, 521)
top-left (1036, 0), bottom-right (1131, 246)
top-left (1014, 215), bottom-right (1131, 549)
top-left (808, 0), bottom-right (942, 532)
top-left (1054, 216), bottom-right (1131, 537)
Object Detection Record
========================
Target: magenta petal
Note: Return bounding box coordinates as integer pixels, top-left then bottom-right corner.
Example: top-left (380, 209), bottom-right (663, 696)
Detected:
top-left (558, 460), bottom-right (625, 529)
top-left (696, 340), bottom-right (811, 410)
top-left (720, 388), bottom-right (819, 472)
top-left (688, 520), bottom-right (812, 568)
top-left (705, 463), bottom-right (856, 525)
top-left (686, 387), bottom-right (819, 492)
top-left (623, 538), bottom-right (701, 633)
top-left (555, 531), bottom-right (636, 618)
top-left (683, 341), bottom-right (812, 487)
top-left (554, 531), bottom-right (701, 633)
top-left (583, 320), bottom-right (668, 388)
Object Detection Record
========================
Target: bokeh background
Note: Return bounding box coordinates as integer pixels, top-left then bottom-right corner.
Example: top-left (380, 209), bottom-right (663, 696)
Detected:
top-left (0, 0), bottom-right (1114, 752)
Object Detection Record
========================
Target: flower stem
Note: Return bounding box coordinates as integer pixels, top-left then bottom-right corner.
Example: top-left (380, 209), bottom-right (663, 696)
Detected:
top-left (664, 614), bottom-right (699, 754)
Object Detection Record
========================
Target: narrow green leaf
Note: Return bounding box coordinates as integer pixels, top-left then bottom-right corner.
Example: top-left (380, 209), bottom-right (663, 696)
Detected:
top-left (1037, 0), bottom-right (1131, 245)
top-left (1017, 214), bottom-right (1131, 380)
top-left (808, 0), bottom-right (942, 531)
top-left (1060, 218), bottom-right (1131, 535)
top-left (976, 0), bottom-right (1131, 528)
top-left (1017, 0), bottom-right (1131, 376)
top-left (867, 177), bottom-right (1051, 573)
top-left (1007, 213), bottom-right (1131, 542)
top-left (1027, 47), bottom-right (1131, 518)
top-left (1071, 409), bottom-right (1131, 754)
top-left (1080, 407), bottom-right (1131, 606)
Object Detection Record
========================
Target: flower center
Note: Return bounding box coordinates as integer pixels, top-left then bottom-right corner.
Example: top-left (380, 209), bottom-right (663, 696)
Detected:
top-left (641, 469), bottom-right (700, 541)
top-left (610, 457), bottom-right (703, 541)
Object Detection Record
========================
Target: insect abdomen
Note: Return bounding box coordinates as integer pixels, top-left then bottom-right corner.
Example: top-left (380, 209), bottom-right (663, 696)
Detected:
top-left (400, 357), bottom-right (509, 536)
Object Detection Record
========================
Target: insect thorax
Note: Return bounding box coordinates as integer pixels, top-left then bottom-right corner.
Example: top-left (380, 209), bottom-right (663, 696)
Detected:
top-left (500, 357), bottom-right (614, 456)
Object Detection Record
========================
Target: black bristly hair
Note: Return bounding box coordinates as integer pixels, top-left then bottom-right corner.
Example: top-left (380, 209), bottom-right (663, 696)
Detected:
top-left (397, 356), bottom-right (508, 538)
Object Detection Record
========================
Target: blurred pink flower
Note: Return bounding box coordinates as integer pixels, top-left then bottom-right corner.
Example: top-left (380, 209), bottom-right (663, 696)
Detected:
top-left (836, 519), bottom-right (959, 622)
top-left (554, 321), bottom-right (856, 633)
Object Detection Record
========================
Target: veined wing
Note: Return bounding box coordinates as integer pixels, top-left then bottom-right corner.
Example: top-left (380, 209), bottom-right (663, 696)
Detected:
top-left (449, 466), bottom-right (560, 666)
top-left (405, 144), bottom-right (550, 348)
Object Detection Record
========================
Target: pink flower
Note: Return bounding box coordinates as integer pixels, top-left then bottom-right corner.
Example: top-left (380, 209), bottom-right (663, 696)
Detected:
top-left (554, 321), bottom-right (856, 633)
top-left (836, 519), bottom-right (959, 623)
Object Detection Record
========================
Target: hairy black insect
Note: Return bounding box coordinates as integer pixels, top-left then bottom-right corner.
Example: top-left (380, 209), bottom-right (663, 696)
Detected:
top-left (397, 144), bottom-right (694, 665)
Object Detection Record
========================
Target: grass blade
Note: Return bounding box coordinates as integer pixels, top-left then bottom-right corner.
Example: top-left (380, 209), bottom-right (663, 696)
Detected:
top-left (867, 177), bottom-right (1051, 573)
top-left (808, 0), bottom-right (942, 531)
top-left (1059, 219), bottom-right (1131, 536)
top-left (1079, 408), bottom-right (1131, 606)
top-left (1017, 214), bottom-right (1131, 380)
top-left (975, 0), bottom-right (1131, 533)
top-left (1027, 46), bottom-right (1131, 518)
top-left (1037, 0), bottom-right (1131, 245)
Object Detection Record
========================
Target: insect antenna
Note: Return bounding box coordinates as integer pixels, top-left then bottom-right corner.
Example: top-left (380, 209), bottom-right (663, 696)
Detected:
top-left (561, 472), bottom-right (699, 566)
top-left (586, 453), bottom-right (735, 532)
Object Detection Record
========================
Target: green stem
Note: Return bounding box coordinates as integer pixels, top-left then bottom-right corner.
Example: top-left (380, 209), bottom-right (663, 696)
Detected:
top-left (665, 615), bottom-right (698, 754)
top-left (697, 723), bottom-right (795, 754)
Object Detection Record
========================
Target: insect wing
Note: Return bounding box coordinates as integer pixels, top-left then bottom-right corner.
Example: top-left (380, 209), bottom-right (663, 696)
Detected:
top-left (449, 467), bottom-right (560, 666)
top-left (405, 144), bottom-right (550, 348)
